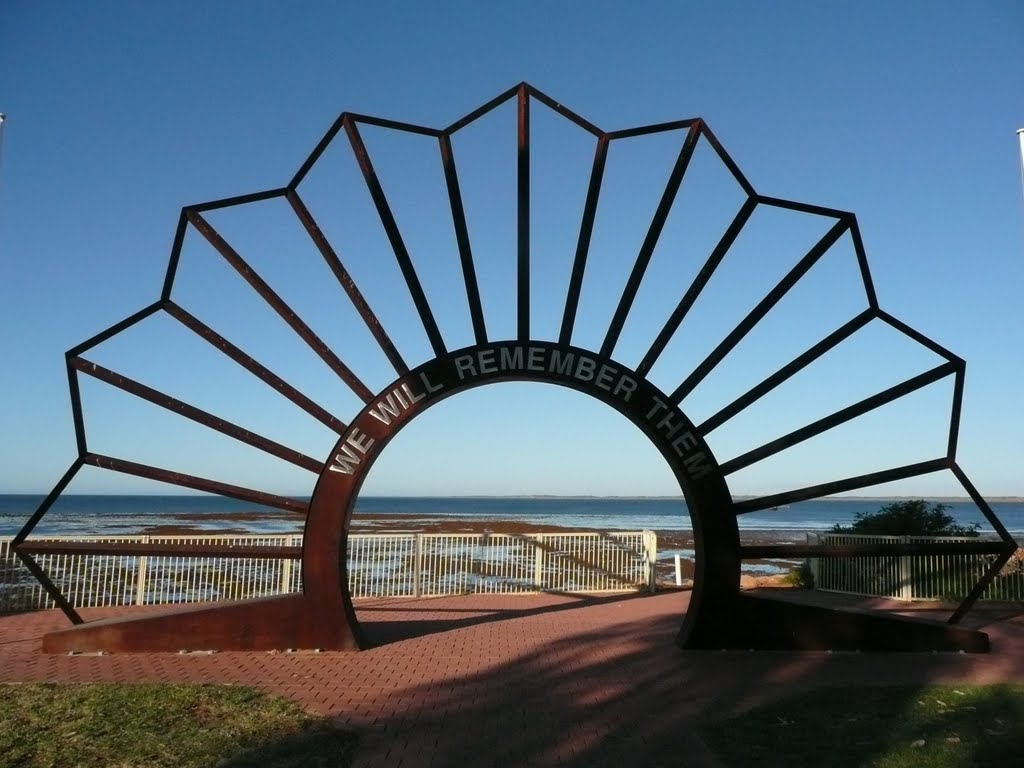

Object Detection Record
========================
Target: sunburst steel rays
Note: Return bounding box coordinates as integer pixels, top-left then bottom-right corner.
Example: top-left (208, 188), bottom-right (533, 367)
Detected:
top-left (13, 83), bottom-right (1016, 638)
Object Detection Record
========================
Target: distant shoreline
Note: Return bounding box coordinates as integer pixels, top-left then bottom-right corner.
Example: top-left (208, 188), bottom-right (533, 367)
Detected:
top-left (5, 493), bottom-right (1024, 503)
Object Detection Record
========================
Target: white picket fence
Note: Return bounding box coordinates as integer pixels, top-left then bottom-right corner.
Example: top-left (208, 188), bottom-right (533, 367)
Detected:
top-left (808, 533), bottom-right (1024, 602)
top-left (0, 530), bottom-right (657, 613)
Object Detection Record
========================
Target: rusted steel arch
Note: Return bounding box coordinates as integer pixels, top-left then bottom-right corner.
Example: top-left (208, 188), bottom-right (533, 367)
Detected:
top-left (306, 343), bottom-right (736, 651)
top-left (15, 83), bottom-right (1017, 654)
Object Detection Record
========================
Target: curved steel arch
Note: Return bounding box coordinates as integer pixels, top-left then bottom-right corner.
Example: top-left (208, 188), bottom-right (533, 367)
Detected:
top-left (307, 343), bottom-right (736, 651)
top-left (15, 83), bottom-right (1017, 654)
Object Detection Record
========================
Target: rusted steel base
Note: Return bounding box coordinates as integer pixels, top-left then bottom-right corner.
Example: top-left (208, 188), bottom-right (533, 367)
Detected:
top-left (40, 590), bottom-right (990, 655)
top-left (41, 594), bottom-right (361, 654)
top-left (681, 593), bottom-right (990, 653)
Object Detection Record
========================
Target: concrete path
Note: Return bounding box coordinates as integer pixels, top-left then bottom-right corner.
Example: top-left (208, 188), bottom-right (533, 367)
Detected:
top-left (2, 590), bottom-right (1023, 767)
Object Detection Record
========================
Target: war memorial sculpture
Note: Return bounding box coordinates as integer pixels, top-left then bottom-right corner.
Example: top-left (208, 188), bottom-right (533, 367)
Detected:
top-left (12, 84), bottom-right (1018, 654)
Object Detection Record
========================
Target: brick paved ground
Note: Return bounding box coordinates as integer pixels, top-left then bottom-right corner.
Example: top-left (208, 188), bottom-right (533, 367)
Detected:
top-left (2, 589), bottom-right (1023, 767)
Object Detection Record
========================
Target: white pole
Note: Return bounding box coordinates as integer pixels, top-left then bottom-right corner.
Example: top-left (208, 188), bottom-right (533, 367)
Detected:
top-left (1018, 129), bottom-right (1024, 236)
top-left (674, 554), bottom-right (683, 586)
top-left (0, 113), bottom-right (6, 195)
top-left (1018, 129), bottom-right (1024, 198)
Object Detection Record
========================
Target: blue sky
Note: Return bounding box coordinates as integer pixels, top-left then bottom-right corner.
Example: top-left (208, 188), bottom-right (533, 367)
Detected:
top-left (1, 1), bottom-right (1023, 499)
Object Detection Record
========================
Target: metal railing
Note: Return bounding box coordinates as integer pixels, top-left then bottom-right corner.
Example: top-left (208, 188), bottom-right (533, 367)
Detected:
top-left (0, 530), bottom-right (657, 613)
top-left (808, 533), bottom-right (1024, 602)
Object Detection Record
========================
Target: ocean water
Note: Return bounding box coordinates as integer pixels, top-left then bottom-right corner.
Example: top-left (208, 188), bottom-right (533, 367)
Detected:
top-left (2, 494), bottom-right (1023, 538)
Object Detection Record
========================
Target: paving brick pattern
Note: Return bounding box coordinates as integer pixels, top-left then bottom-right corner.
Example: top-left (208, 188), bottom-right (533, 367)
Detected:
top-left (2, 590), bottom-right (1023, 767)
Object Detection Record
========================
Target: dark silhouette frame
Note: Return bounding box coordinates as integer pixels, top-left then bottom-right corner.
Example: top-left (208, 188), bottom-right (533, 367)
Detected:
top-left (14, 84), bottom-right (1017, 653)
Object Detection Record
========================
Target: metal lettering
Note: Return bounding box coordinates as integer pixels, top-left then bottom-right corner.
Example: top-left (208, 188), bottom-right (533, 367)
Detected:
top-left (347, 427), bottom-right (375, 454)
top-left (657, 410), bottom-right (684, 438)
top-left (671, 431), bottom-right (698, 457)
top-left (549, 349), bottom-right (574, 376)
top-left (595, 364), bottom-right (616, 391)
top-left (401, 381), bottom-right (425, 404)
top-left (419, 370), bottom-right (444, 394)
top-left (393, 387), bottom-right (409, 409)
top-left (454, 354), bottom-right (476, 380)
top-left (328, 444), bottom-right (363, 474)
top-left (683, 451), bottom-right (712, 479)
top-left (369, 391), bottom-right (405, 424)
top-left (499, 346), bottom-right (523, 370)
top-left (613, 375), bottom-right (637, 402)
top-left (645, 395), bottom-right (669, 421)
top-left (527, 346), bottom-right (545, 372)
top-left (478, 348), bottom-right (497, 374)
top-left (328, 428), bottom-right (375, 474)
top-left (574, 356), bottom-right (596, 382)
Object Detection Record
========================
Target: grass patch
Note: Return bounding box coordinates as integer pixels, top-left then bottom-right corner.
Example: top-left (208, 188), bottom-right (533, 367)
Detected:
top-left (703, 684), bottom-right (1024, 768)
top-left (0, 682), bottom-right (358, 767)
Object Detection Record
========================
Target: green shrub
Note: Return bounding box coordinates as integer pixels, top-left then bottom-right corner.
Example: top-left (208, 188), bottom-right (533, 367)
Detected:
top-left (831, 499), bottom-right (979, 537)
top-left (781, 560), bottom-right (814, 589)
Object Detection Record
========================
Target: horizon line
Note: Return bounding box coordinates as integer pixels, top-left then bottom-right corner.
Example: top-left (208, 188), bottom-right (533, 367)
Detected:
top-left (3, 492), bottom-right (1023, 502)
